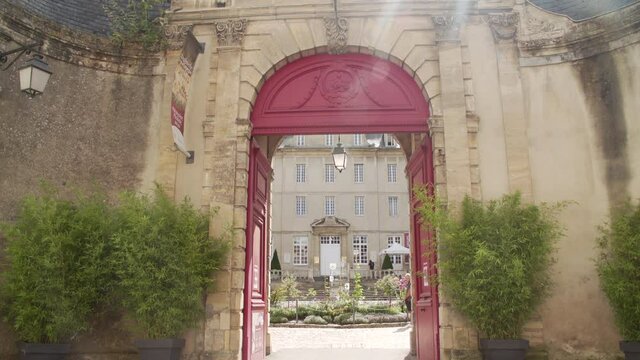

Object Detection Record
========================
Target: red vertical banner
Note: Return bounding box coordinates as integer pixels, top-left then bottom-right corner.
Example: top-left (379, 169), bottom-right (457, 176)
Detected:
top-left (171, 32), bottom-right (202, 155)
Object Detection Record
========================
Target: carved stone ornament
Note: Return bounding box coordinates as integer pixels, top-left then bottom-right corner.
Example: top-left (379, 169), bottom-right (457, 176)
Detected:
top-left (163, 24), bottom-right (194, 51)
top-left (324, 17), bottom-right (348, 55)
top-left (432, 15), bottom-right (465, 42)
top-left (214, 19), bottom-right (248, 47)
top-left (319, 64), bottom-right (358, 105)
top-left (486, 13), bottom-right (519, 42)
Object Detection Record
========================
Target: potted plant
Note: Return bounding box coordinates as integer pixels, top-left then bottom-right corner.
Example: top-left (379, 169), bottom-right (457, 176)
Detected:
top-left (596, 200), bottom-right (640, 359)
top-left (416, 191), bottom-right (564, 360)
top-left (111, 186), bottom-right (230, 360)
top-left (0, 188), bottom-right (114, 359)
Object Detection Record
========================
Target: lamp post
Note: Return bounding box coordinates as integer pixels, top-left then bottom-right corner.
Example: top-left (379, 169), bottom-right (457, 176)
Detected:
top-left (331, 135), bottom-right (348, 173)
top-left (1, 31), bottom-right (52, 97)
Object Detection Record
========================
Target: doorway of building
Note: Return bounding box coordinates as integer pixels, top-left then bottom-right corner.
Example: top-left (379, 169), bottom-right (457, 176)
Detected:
top-left (320, 236), bottom-right (341, 276)
top-left (245, 53), bottom-right (438, 360)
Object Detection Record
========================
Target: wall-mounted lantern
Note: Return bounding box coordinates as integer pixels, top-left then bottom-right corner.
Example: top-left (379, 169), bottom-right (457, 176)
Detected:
top-left (1, 31), bottom-right (52, 98)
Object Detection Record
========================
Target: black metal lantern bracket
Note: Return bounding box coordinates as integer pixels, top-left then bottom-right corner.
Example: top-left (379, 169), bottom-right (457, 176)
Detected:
top-left (0, 31), bottom-right (43, 71)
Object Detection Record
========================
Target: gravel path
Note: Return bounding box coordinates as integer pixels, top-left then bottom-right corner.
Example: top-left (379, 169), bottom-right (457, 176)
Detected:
top-left (267, 325), bottom-right (413, 360)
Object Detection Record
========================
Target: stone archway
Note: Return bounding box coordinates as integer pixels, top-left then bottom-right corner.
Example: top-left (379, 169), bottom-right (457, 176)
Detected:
top-left (245, 52), bottom-right (438, 360)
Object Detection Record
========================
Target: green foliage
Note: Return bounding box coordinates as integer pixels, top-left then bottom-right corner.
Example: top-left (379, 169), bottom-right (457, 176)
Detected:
top-left (303, 315), bottom-right (327, 325)
top-left (334, 313), bottom-right (369, 325)
top-left (352, 273), bottom-right (364, 303)
top-left (269, 302), bottom-right (404, 325)
top-left (0, 187), bottom-right (115, 343)
top-left (596, 200), bottom-right (640, 341)
top-left (382, 254), bottom-right (393, 270)
top-left (278, 275), bottom-right (301, 306)
top-left (104, 0), bottom-right (167, 51)
top-left (269, 286), bottom-right (285, 307)
top-left (416, 189), bottom-right (564, 339)
top-left (375, 275), bottom-right (402, 304)
top-left (305, 288), bottom-right (317, 300)
top-left (270, 250), bottom-right (282, 271)
top-left (269, 315), bottom-right (288, 324)
top-left (111, 186), bottom-right (230, 339)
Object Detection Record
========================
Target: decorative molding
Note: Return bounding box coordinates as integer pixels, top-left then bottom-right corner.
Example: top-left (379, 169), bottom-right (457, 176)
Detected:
top-left (525, 13), bottom-right (562, 35)
top-left (164, 24), bottom-right (194, 51)
top-left (518, 1), bottom-right (640, 65)
top-left (214, 19), bottom-right (248, 47)
top-left (432, 15), bottom-right (465, 42)
top-left (324, 17), bottom-right (348, 55)
top-left (486, 13), bottom-right (519, 42)
top-left (319, 64), bottom-right (358, 105)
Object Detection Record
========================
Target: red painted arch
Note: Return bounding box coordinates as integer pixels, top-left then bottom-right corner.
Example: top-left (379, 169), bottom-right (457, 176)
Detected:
top-left (251, 54), bottom-right (430, 135)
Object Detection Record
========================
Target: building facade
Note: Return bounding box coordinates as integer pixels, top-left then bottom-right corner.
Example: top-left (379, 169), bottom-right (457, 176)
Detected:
top-left (271, 134), bottom-right (410, 278)
top-left (1, 0), bottom-right (640, 359)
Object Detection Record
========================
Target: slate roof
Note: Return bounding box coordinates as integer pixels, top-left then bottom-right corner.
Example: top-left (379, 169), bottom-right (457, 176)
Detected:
top-left (6, 0), bottom-right (165, 36)
top-left (528, 0), bottom-right (639, 21)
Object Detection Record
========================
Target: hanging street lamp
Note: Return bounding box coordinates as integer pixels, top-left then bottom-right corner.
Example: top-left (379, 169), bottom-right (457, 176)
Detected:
top-left (1, 31), bottom-right (52, 98)
top-left (19, 55), bottom-right (52, 98)
top-left (332, 136), bottom-right (348, 173)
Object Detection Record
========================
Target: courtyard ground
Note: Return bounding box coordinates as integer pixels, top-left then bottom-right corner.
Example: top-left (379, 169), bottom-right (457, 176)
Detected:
top-left (267, 324), bottom-right (413, 360)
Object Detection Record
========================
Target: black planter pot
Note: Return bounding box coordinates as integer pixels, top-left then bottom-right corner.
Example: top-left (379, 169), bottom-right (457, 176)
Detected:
top-left (621, 341), bottom-right (640, 360)
top-left (134, 338), bottom-right (185, 360)
top-left (19, 342), bottom-right (70, 360)
top-left (480, 339), bottom-right (529, 360)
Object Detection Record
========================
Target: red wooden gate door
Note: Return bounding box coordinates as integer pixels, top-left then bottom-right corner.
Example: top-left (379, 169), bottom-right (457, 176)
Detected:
top-left (243, 140), bottom-right (272, 360)
top-left (407, 135), bottom-right (439, 360)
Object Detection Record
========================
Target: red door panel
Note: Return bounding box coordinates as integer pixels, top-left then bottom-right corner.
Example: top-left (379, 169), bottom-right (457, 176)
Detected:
top-left (244, 140), bottom-right (272, 360)
top-left (407, 135), bottom-right (439, 360)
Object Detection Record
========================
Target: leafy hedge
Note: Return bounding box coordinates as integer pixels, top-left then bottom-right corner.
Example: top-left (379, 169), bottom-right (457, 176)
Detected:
top-left (1, 185), bottom-right (230, 342)
top-left (269, 303), bottom-right (404, 325)
top-left (111, 187), bottom-right (230, 338)
top-left (416, 190), bottom-right (564, 339)
top-left (597, 200), bottom-right (640, 341)
top-left (1, 188), bottom-right (115, 343)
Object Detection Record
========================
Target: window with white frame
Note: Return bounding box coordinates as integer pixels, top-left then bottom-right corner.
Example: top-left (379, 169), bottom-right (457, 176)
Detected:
top-left (387, 235), bottom-right (402, 264)
top-left (353, 235), bottom-right (368, 264)
top-left (384, 134), bottom-right (397, 147)
top-left (320, 235), bottom-right (341, 244)
top-left (325, 196), bottom-right (335, 216)
top-left (296, 135), bottom-right (305, 146)
top-left (293, 236), bottom-right (309, 265)
top-left (388, 196), bottom-right (398, 216)
top-left (353, 134), bottom-right (363, 146)
top-left (296, 164), bottom-right (306, 183)
top-left (295, 196), bottom-right (307, 216)
top-left (325, 134), bottom-right (334, 146)
top-left (324, 164), bottom-right (335, 183)
top-left (354, 196), bottom-right (365, 216)
top-left (354, 163), bottom-right (364, 183)
top-left (387, 163), bottom-right (397, 183)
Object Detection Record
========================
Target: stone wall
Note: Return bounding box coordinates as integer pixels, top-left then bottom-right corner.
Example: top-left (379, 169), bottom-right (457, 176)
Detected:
top-left (0, 18), bottom-right (165, 359)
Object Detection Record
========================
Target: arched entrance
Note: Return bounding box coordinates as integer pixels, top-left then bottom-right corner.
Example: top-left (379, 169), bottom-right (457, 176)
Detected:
top-left (245, 53), bottom-right (438, 360)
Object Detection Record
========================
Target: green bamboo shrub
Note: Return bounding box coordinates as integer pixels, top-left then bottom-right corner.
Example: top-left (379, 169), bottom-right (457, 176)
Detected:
top-left (597, 200), bottom-right (640, 341)
top-left (1, 188), bottom-right (115, 343)
top-left (110, 186), bottom-right (230, 339)
top-left (416, 190), bottom-right (564, 339)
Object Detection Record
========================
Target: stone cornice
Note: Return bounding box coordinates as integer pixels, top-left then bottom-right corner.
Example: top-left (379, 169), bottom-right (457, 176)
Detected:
top-left (169, 2), bottom-right (511, 24)
top-left (518, 2), bottom-right (640, 66)
top-left (0, 1), bottom-right (162, 75)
